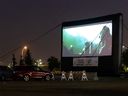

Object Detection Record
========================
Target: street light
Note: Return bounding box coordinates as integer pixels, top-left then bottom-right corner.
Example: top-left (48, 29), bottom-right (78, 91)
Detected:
top-left (22, 46), bottom-right (27, 58)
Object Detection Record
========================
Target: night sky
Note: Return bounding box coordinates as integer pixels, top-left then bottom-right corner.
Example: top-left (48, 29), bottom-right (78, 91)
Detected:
top-left (0, 0), bottom-right (128, 65)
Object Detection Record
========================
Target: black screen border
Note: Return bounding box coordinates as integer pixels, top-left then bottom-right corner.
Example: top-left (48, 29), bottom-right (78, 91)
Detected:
top-left (61, 13), bottom-right (123, 76)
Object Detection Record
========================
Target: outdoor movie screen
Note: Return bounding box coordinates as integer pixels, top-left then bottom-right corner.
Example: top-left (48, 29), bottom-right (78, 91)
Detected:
top-left (62, 21), bottom-right (112, 57)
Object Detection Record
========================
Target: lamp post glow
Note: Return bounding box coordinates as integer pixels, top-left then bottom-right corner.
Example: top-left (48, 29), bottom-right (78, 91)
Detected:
top-left (22, 46), bottom-right (27, 58)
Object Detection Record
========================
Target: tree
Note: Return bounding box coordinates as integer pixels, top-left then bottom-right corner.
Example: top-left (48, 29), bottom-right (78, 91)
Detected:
top-left (122, 48), bottom-right (128, 67)
top-left (121, 48), bottom-right (128, 72)
top-left (47, 56), bottom-right (60, 71)
top-left (24, 49), bottom-right (34, 66)
top-left (19, 55), bottom-right (24, 66)
top-left (12, 54), bottom-right (17, 67)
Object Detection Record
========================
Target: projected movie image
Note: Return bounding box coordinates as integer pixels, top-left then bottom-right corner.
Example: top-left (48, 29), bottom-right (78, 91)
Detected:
top-left (62, 21), bottom-right (112, 57)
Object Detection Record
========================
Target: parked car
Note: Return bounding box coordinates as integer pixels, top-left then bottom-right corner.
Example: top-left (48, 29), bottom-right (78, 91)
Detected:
top-left (120, 72), bottom-right (128, 78)
top-left (0, 66), bottom-right (13, 80)
top-left (13, 66), bottom-right (53, 81)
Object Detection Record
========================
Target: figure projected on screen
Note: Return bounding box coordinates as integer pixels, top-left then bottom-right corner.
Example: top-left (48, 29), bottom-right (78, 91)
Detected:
top-left (98, 26), bottom-right (112, 55)
top-left (81, 41), bottom-right (92, 56)
top-left (78, 25), bottom-right (112, 56)
top-left (62, 22), bottom-right (112, 57)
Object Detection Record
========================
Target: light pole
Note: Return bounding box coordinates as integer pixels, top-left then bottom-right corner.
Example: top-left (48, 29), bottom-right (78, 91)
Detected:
top-left (22, 46), bottom-right (27, 59)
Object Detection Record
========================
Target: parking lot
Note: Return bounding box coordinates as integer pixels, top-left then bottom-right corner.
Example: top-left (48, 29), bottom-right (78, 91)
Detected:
top-left (0, 77), bottom-right (128, 96)
top-left (0, 66), bottom-right (128, 96)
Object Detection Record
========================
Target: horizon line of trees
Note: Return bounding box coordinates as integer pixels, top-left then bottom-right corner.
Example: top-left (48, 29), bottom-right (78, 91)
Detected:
top-left (11, 47), bottom-right (128, 72)
top-left (11, 48), bottom-right (60, 71)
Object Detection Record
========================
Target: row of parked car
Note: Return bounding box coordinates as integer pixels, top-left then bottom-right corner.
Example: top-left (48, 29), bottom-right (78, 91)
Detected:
top-left (0, 65), bottom-right (53, 81)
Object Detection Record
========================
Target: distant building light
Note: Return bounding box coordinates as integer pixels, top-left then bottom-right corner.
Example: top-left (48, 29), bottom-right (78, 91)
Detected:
top-left (35, 58), bottom-right (48, 67)
top-left (39, 62), bottom-right (42, 65)
top-left (8, 63), bottom-right (11, 68)
top-left (126, 67), bottom-right (128, 71)
top-left (122, 45), bottom-right (128, 49)
top-left (122, 45), bottom-right (125, 48)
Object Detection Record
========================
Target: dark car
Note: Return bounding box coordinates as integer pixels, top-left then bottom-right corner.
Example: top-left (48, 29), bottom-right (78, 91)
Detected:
top-left (0, 66), bottom-right (13, 80)
top-left (13, 66), bottom-right (52, 81)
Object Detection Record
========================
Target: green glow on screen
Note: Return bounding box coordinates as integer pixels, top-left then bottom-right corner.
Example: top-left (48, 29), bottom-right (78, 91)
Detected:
top-left (63, 31), bottom-right (85, 54)
top-left (62, 21), bottom-right (112, 57)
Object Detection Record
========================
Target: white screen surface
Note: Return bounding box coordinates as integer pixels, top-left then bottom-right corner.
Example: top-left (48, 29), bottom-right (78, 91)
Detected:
top-left (62, 21), bottom-right (112, 57)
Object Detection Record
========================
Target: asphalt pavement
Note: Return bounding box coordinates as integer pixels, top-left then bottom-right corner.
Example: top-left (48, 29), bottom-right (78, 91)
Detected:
top-left (0, 77), bottom-right (128, 96)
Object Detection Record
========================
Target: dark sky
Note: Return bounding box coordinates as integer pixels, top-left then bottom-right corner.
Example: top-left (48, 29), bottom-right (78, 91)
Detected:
top-left (0, 0), bottom-right (128, 64)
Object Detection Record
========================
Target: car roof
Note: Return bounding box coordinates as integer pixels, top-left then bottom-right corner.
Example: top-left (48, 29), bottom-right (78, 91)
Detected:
top-left (13, 66), bottom-right (39, 71)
